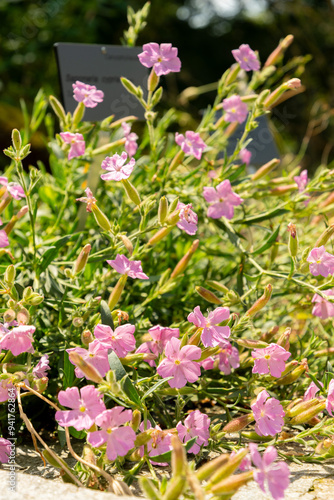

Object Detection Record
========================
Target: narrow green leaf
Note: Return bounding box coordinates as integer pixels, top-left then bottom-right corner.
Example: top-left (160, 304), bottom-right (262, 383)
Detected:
top-left (108, 352), bottom-right (142, 408)
top-left (251, 225), bottom-right (280, 256)
top-left (62, 351), bottom-right (75, 389)
top-left (100, 300), bottom-right (114, 329)
top-left (142, 377), bottom-right (173, 401)
top-left (236, 207), bottom-right (288, 225)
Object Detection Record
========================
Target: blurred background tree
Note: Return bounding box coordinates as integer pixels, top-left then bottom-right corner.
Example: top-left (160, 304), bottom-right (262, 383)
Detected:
top-left (0, 0), bottom-right (334, 170)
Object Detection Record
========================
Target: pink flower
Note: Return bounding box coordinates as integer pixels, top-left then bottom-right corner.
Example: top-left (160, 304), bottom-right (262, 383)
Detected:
top-left (222, 95), bottom-right (248, 123)
top-left (122, 122), bottom-right (138, 158)
top-left (72, 81), bottom-right (104, 108)
top-left (307, 246), bottom-right (334, 277)
top-left (157, 337), bottom-right (201, 389)
top-left (217, 340), bottom-right (240, 374)
top-left (199, 356), bottom-right (215, 370)
top-left (251, 390), bottom-right (285, 436)
top-left (239, 148), bottom-right (252, 165)
top-left (294, 170), bottom-right (308, 192)
top-left (0, 230), bottom-right (9, 248)
top-left (139, 421), bottom-right (173, 465)
top-left (304, 380), bottom-right (323, 401)
top-left (0, 325), bottom-right (36, 356)
top-left (76, 187), bottom-right (97, 212)
top-left (107, 254), bottom-right (149, 279)
top-left (67, 340), bottom-right (110, 379)
top-left (0, 378), bottom-right (16, 402)
top-left (176, 202), bottom-right (198, 235)
top-left (55, 385), bottom-right (106, 431)
top-left (135, 325), bottom-right (179, 367)
top-left (100, 152), bottom-right (135, 181)
top-left (326, 379), bottom-right (334, 416)
top-left (252, 343), bottom-right (291, 378)
top-left (250, 443), bottom-right (290, 500)
top-left (94, 323), bottom-right (136, 358)
top-left (138, 43), bottom-right (181, 76)
top-left (176, 410), bottom-right (210, 454)
top-left (175, 131), bottom-right (207, 160)
top-left (59, 132), bottom-right (85, 160)
top-left (311, 289), bottom-right (334, 319)
top-left (232, 44), bottom-right (260, 71)
top-left (0, 438), bottom-right (12, 464)
top-left (230, 449), bottom-right (252, 471)
top-left (88, 407), bottom-right (136, 461)
top-left (0, 177), bottom-right (25, 200)
top-left (203, 180), bottom-right (243, 220)
top-left (32, 354), bottom-right (50, 378)
top-left (187, 306), bottom-right (230, 347)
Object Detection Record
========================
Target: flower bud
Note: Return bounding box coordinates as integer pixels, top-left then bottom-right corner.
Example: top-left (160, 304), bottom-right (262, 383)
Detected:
top-left (264, 34), bottom-right (294, 67)
top-left (0, 196), bottom-right (12, 216)
top-left (147, 68), bottom-right (160, 92)
top-left (158, 196), bottom-right (168, 225)
top-left (20, 144), bottom-right (31, 159)
top-left (148, 227), bottom-right (173, 246)
top-left (168, 150), bottom-right (185, 173)
top-left (68, 352), bottom-right (103, 383)
top-left (171, 435), bottom-right (186, 477)
top-left (245, 284), bottom-right (272, 317)
top-left (251, 158), bottom-right (280, 181)
top-left (118, 234), bottom-right (133, 256)
top-left (4, 265), bottom-right (15, 286)
top-left (286, 398), bottom-right (320, 418)
top-left (222, 413), bottom-right (254, 434)
top-left (135, 429), bottom-right (154, 446)
top-left (287, 223), bottom-right (298, 258)
top-left (49, 95), bottom-right (66, 122)
top-left (196, 454), bottom-right (229, 482)
top-left (188, 328), bottom-right (202, 346)
top-left (170, 240), bottom-right (199, 279)
top-left (120, 77), bottom-right (141, 97)
top-left (81, 329), bottom-right (93, 346)
top-left (290, 400), bottom-right (326, 424)
top-left (241, 431), bottom-right (272, 441)
top-left (199, 346), bottom-right (220, 361)
top-left (91, 138), bottom-right (126, 156)
top-left (82, 444), bottom-right (96, 465)
top-left (206, 280), bottom-right (229, 294)
top-left (315, 438), bottom-right (334, 457)
top-left (108, 274), bottom-right (128, 310)
top-left (236, 338), bottom-right (269, 349)
top-left (72, 317), bottom-right (84, 328)
top-left (163, 477), bottom-right (186, 500)
top-left (260, 325), bottom-right (279, 342)
top-left (139, 477), bottom-right (161, 500)
top-left (195, 286), bottom-right (222, 305)
top-left (166, 209), bottom-right (180, 226)
top-left (210, 470), bottom-right (254, 495)
top-left (72, 101), bottom-right (85, 126)
top-left (91, 205), bottom-right (112, 232)
top-left (11, 128), bottom-right (22, 153)
top-left (275, 359), bottom-right (307, 385)
top-left (33, 376), bottom-right (48, 393)
top-left (315, 224), bottom-right (334, 248)
top-left (27, 293), bottom-right (44, 306)
top-left (73, 244), bottom-right (91, 275)
top-left (131, 410), bottom-right (141, 432)
top-left (207, 448), bottom-right (250, 486)
top-left (3, 309), bottom-right (15, 323)
top-left (17, 307), bottom-right (30, 325)
top-left (264, 79), bottom-right (301, 108)
top-left (225, 63), bottom-right (241, 86)
top-left (276, 327), bottom-right (291, 350)
top-left (122, 179), bottom-right (141, 206)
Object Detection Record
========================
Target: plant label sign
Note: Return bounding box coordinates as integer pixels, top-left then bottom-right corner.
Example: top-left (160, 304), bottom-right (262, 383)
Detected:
top-left (54, 43), bottom-right (147, 121)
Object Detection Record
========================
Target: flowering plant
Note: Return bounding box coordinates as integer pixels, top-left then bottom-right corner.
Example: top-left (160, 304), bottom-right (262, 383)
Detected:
top-left (1, 4), bottom-right (334, 499)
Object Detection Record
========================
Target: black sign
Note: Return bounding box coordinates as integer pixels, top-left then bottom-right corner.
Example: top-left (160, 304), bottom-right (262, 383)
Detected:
top-left (54, 43), bottom-right (148, 121)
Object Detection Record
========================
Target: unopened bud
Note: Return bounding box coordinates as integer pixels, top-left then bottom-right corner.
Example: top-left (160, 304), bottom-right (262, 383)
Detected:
top-left (290, 400), bottom-right (326, 424)
top-left (122, 179), bottom-right (141, 205)
top-left (72, 317), bottom-right (84, 328)
top-left (275, 359), bottom-right (307, 385)
top-left (245, 284), bottom-right (272, 317)
top-left (168, 150), bottom-right (185, 173)
top-left (73, 244), bottom-right (91, 275)
top-left (82, 444), bottom-right (96, 465)
top-left (170, 240), bottom-right (199, 279)
top-left (135, 429), bottom-right (154, 447)
top-left (207, 448), bottom-right (250, 486)
top-left (131, 410), bottom-right (141, 432)
top-left (108, 274), bottom-right (127, 310)
top-left (139, 477), bottom-right (161, 500)
top-left (68, 352), bottom-right (103, 383)
top-left (315, 438), bottom-right (334, 457)
top-left (236, 338), bottom-right (269, 349)
top-left (315, 224), bottom-right (334, 248)
top-left (196, 454), bottom-right (229, 482)
top-left (264, 79), bottom-right (301, 108)
top-left (17, 307), bottom-right (30, 325)
top-left (206, 280), bottom-right (229, 293)
top-left (171, 435), bottom-right (186, 477)
top-left (222, 413), bottom-right (254, 433)
top-left (0, 196), bottom-right (12, 216)
top-left (118, 234), bottom-right (133, 255)
top-left (287, 222), bottom-right (298, 258)
top-left (72, 101), bottom-right (85, 126)
top-left (225, 63), bottom-right (241, 86)
top-left (28, 293), bottom-right (44, 306)
top-left (264, 34), bottom-right (294, 67)
top-left (260, 325), bottom-right (279, 342)
top-left (3, 309), bottom-right (15, 323)
top-left (210, 470), bottom-right (254, 495)
top-left (195, 286), bottom-right (222, 305)
top-left (166, 209), bottom-right (180, 226)
top-left (49, 96), bottom-right (66, 122)
top-left (81, 329), bottom-right (93, 346)
top-left (17, 205), bottom-right (29, 219)
top-left (120, 77), bottom-right (141, 97)
top-left (147, 226), bottom-right (172, 246)
top-left (4, 265), bottom-right (15, 285)
top-left (158, 196), bottom-right (168, 224)
top-left (251, 158), bottom-right (280, 181)
top-left (147, 68), bottom-right (159, 92)
top-left (33, 376), bottom-right (48, 393)
top-left (163, 477), bottom-right (186, 500)
top-left (91, 205), bottom-right (112, 232)
top-left (11, 129), bottom-right (22, 152)
top-left (286, 398), bottom-right (320, 418)
top-left (276, 327), bottom-right (291, 350)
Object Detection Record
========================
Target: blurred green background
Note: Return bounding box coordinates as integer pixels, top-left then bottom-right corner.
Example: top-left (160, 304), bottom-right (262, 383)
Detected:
top-left (0, 0), bottom-right (334, 170)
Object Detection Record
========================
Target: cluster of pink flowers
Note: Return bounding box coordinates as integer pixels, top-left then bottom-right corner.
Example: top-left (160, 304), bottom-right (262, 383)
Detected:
top-left (175, 131), bottom-right (207, 160)
top-left (101, 152), bottom-right (135, 182)
top-left (251, 390), bottom-right (285, 436)
top-left (136, 325), bottom-right (180, 367)
top-left (188, 305), bottom-right (230, 347)
top-left (203, 180), bottom-right (244, 220)
top-left (307, 246), bottom-right (334, 277)
top-left (252, 343), bottom-right (291, 378)
top-left (59, 132), bottom-right (85, 160)
top-left (138, 43), bottom-right (181, 76)
top-left (72, 81), bottom-right (104, 108)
